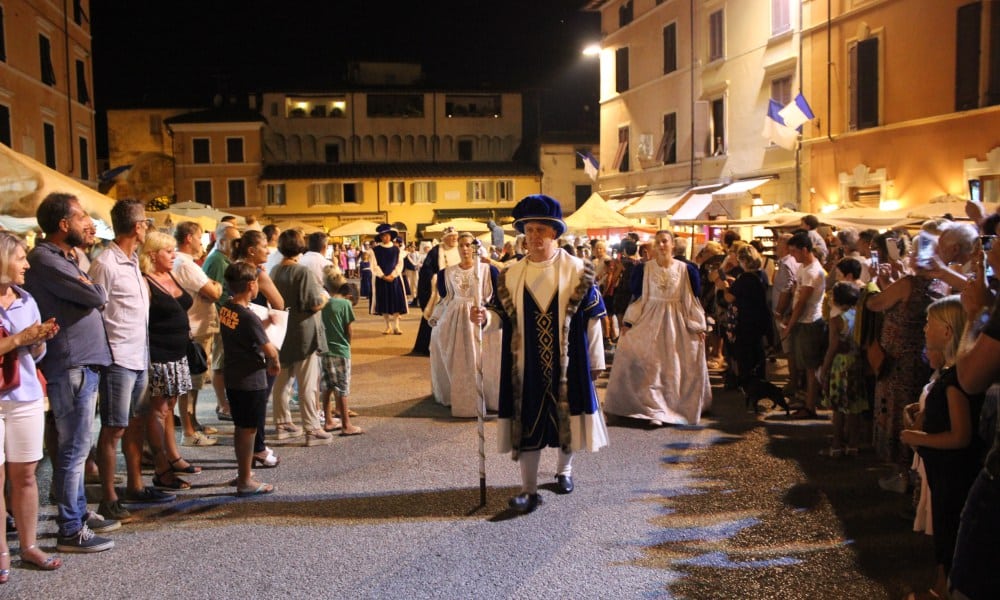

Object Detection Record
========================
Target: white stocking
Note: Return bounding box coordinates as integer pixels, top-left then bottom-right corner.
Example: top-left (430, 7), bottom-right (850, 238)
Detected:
top-left (519, 450), bottom-right (541, 494)
top-left (556, 450), bottom-right (574, 477)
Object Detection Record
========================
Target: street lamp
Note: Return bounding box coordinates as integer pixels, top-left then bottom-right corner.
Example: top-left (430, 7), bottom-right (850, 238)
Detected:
top-left (582, 43), bottom-right (601, 57)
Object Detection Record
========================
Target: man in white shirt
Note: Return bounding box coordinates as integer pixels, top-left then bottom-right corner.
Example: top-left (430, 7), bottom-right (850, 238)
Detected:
top-left (781, 231), bottom-right (826, 419)
top-left (90, 200), bottom-right (174, 522)
top-left (263, 224), bottom-right (282, 275)
top-left (299, 231), bottom-right (339, 287)
top-left (172, 222), bottom-right (222, 446)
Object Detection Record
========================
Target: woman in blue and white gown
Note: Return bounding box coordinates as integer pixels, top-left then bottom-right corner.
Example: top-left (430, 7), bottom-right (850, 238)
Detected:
top-left (604, 230), bottom-right (711, 426)
top-left (428, 233), bottom-right (500, 417)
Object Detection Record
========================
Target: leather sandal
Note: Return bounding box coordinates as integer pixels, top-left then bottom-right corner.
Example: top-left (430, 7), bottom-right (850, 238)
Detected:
top-left (153, 470), bottom-right (191, 490)
top-left (169, 457), bottom-right (202, 475)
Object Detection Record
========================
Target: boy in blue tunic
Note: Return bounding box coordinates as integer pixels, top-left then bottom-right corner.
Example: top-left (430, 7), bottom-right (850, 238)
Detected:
top-left (472, 195), bottom-right (609, 514)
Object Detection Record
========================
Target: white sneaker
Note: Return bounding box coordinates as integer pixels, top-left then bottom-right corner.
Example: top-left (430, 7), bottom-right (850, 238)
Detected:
top-left (182, 431), bottom-right (218, 447)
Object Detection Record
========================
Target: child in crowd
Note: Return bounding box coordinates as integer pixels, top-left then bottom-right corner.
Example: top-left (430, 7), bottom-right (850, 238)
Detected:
top-left (901, 296), bottom-right (984, 600)
top-left (220, 262), bottom-right (280, 496)
top-left (319, 267), bottom-right (363, 436)
top-left (819, 282), bottom-right (864, 456)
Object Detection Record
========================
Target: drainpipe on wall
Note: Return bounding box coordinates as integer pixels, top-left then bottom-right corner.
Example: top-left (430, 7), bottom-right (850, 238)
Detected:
top-left (689, 0), bottom-right (696, 188)
top-left (63, 0), bottom-right (75, 174)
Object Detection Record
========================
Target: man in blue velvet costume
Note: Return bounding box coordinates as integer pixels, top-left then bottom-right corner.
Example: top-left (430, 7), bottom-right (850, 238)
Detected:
top-left (472, 195), bottom-right (608, 513)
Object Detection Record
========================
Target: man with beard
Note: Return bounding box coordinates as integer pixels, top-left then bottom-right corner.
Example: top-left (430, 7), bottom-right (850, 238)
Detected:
top-left (26, 193), bottom-right (117, 551)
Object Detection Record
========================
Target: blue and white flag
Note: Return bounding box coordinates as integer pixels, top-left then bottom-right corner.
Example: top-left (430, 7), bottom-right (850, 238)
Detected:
top-left (779, 93), bottom-right (815, 131)
top-left (578, 151), bottom-right (599, 181)
top-left (762, 99), bottom-right (798, 151)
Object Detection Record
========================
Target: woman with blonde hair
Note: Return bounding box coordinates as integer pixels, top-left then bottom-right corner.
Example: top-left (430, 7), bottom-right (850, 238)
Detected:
top-left (0, 232), bottom-right (62, 576)
top-left (901, 296), bottom-right (984, 600)
top-left (140, 231), bottom-right (200, 490)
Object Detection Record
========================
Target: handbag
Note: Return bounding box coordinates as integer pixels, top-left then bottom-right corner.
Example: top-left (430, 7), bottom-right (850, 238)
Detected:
top-left (186, 337), bottom-right (208, 376)
top-left (0, 325), bottom-right (21, 394)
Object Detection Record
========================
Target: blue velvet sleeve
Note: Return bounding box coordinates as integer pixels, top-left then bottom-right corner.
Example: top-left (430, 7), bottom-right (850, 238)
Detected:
top-left (686, 262), bottom-right (702, 298)
top-left (630, 261), bottom-right (646, 299)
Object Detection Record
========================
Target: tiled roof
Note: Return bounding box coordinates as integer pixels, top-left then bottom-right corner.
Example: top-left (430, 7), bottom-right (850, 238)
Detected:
top-left (261, 162), bottom-right (541, 180)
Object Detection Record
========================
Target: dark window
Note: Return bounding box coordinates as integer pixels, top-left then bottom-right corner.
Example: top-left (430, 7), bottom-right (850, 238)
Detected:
top-left (619, 1), bottom-right (633, 27)
top-left (0, 105), bottom-right (10, 147)
top-left (192, 138), bottom-right (210, 164)
top-left (710, 98), bottom-right (725, 155)
top-left (458, 140), bottom-right (473, 161)
top-left (75, 60), bottom-right (90, 104)
top-left (73, 0), bottom-right (87, 26)
top-left (324, 143), bottom-right (340, 163)
top-left (444, 94), bottom-right (502, 117)
top-left (575, 185), bottom-right (592, 210)
top-left (709, 10), bottom-right (724, 61)
top-left (226, 138), bottom-right (244, 163)
top-left (955, 3), bottom-right (981, 110)
top-left (658, 113), bottom-right (677, 164)
top-left (616, 47), bottom-right (629, 93)
top-left (343, 182), bottom-right (360, 204)
top-left (43, 123), bottom-right (56, 168)
top-left (663, 23), bottom-right (677, 74)
top-left (850, 38), bottom-right (879, 130)
top-left (0, 7), bottom-right (6, 62)
top-left (78, 137), bottom-right (89, 179)
top-left (39, 35), bottom-right (56, 86)
top-left (194, 180), bottom-right (212, 204)
top-left (227, 180), bottom-right (246, 207)
top-left (367, 94), bottom-right (424, 118)
top-left (989, 0), bottom-right (1000, 106)
top-left (267, 184), bottom-right (286, 206)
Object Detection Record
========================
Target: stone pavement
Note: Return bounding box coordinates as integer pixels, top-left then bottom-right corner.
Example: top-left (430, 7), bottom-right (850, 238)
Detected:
top-left (5, 306), bottom-right (933, 599)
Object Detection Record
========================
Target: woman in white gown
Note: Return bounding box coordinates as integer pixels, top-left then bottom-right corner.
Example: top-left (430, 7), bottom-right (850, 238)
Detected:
top-left (428, 233), bottom-right (501, 417)
top-left (604, 230), bottom-right (712, 426)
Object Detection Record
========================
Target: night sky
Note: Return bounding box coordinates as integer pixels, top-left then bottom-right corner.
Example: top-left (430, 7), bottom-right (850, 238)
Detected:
top-left (90, 1), bottom-right (601, 108)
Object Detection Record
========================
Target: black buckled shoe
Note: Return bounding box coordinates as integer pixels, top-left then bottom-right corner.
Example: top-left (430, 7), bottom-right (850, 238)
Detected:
top-left (555, 474), bottom-right (574, 494)
top-left (508, 493), bottom-right (542, 513)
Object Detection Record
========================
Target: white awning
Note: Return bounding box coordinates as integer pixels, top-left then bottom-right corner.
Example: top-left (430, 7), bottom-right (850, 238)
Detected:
top-left (711, 177), bottom-right (771, 201)
top-left (622, 187), bottom-right (687, 216)
top-left (671, 193), bottom-right (719, 221)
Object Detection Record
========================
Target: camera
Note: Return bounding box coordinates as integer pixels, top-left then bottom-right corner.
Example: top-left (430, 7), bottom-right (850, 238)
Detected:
top-left (982, 235), bottom-right (996, 251)
top-left (916, 232), bottom-right (935, 268)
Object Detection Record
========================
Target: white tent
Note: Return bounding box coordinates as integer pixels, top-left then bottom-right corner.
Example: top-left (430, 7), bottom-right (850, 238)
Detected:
top-left (0, 142), bottom-right (115, 223)
top-left (564, 192), bottom-right (637, 232)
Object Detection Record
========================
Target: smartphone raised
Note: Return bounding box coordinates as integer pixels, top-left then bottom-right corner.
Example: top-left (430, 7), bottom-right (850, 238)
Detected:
top-left (916, 232), bottom-right (936, 268)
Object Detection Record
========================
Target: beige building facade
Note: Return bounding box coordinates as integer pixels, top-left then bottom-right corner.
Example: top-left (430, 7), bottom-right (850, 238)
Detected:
top-left (0, 0), bottom-right (96, 194)
top-left (587, 0), bottom-right (799, 232)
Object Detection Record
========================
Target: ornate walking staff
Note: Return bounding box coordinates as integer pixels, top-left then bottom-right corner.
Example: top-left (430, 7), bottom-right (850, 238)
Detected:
top-left (472, 240), bottom-right (487, 506)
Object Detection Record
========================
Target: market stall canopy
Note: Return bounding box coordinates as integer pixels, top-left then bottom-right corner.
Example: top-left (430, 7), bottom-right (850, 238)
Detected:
top-left (819, 206), bottom-right (917, 230)
top-left (711, 178), bottom-right (772, 202)
top-left (477, 231), bottom-right (515, 246)
top-left (150, 210), bottom-right (216, 233)
top-left (904, 200), bottom-right (998, 221)
top-left (169, 201), bottom-right (246, 227)
top-left (564, 193), bottom-right (635, 232)
top-left (622, 187), bottom-right (688, 217)
top-left (670, 192), bottom-right (732, 221)
top-left (327, 219), bottom-right (381, 237)
top-left (273, 220), bottom-right (325, 234)
top-left (0, 142), bottom-right (114, 223)
top-left (425, 218), bottom-right (491, 234)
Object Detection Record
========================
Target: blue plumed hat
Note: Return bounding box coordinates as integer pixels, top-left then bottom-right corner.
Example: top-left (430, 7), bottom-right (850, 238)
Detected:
top-left (375, 223), bottom-right (398, 241)
top-left (512, 194), bottom-right (566, 237)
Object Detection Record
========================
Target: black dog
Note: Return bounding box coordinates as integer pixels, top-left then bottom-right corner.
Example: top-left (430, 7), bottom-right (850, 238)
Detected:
top-left (740, 379), bottom-right (791, 415)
